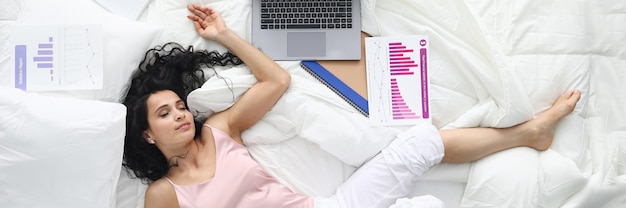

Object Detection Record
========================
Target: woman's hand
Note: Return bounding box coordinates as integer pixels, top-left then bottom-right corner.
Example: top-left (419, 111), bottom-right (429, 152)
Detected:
top-left (187, 4), bottom-right (229, 41)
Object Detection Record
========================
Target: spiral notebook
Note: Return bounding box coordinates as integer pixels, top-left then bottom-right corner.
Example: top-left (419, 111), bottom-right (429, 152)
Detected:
top-left (300, 61), bottom-right (368, 116)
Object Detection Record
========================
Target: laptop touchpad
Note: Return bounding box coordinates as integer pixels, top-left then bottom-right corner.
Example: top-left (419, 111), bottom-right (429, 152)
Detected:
top-left (287, 32), bottom-right (326, 57)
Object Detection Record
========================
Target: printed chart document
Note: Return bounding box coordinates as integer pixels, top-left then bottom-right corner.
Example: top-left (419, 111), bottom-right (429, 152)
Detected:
top-left (365, 35), bottom-right (431, 126)
top-left (11, 25), bottom-right (103, 91)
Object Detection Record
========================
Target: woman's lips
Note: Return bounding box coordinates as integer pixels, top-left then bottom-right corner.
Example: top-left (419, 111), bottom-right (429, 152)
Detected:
top-left (176, 122), bottom-right (191, 131)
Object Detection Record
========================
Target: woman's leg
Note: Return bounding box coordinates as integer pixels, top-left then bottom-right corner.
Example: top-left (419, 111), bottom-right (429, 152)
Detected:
top-left (315, 90), bottom-right (581, 208)
top-left (439, 89), bottom-right (581, 163)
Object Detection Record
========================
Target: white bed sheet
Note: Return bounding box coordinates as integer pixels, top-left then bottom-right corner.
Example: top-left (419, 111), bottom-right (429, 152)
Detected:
top-left (1, 0), bottom-right (624, 207)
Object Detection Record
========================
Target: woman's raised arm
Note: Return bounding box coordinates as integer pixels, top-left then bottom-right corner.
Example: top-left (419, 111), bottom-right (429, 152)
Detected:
top-left (187, 4), bottom-right (291, 144)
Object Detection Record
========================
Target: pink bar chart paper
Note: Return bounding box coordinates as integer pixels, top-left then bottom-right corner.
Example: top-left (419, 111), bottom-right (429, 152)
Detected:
top-left (366, 35), bottom-right (431, 126)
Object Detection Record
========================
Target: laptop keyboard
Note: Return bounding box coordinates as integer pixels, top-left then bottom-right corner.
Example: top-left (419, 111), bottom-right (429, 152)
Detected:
top-left (260, 0), bottom-right (353, 30)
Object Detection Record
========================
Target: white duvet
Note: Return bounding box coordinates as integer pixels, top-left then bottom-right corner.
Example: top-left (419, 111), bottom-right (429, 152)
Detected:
top-left (186, 0), bottom-right (626, 207)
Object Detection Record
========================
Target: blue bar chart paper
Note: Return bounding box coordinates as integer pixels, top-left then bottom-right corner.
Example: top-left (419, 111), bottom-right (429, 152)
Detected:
top-left (10, 25), bottom-right (103, 91)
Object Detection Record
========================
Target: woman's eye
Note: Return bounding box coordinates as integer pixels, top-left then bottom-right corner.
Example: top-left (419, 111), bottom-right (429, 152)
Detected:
top-left (159, 112), bottom-right (169, 117)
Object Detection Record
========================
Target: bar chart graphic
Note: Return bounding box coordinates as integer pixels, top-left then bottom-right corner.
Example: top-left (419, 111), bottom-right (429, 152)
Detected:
top-left (391, 77), bottom-right (420, 120)
top-left (366, 36), bottom-right (430, 126)
top-left (388, 41), bottom-right (420, 120)
top-left (33, 37), bottom-right (55, 81)
top-left (11, 25), bottom-right (103, 91)
top-left (389, 42), bottom-right (416, 76)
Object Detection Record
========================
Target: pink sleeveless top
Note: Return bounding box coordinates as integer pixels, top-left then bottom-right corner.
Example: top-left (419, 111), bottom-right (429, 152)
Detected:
top-left (164, 124), bottom-right (314, 208)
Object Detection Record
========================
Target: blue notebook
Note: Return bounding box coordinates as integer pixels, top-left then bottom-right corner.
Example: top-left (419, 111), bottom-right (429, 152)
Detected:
top-left (300, 61), bottom-right (369, 117)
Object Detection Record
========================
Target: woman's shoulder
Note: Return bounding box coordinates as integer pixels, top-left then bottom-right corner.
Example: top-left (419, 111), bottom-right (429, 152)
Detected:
top-left (144, 178), bottom-right (178, 207)
top-left (203, 112), bottom-right (230, 132)
top-left (202, 113), bottom-right (244, 145)
top-left (146, 178), bottom-right (175, 195)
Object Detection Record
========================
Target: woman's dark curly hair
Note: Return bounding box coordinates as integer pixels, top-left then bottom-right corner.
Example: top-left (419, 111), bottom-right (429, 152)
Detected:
top-left (122, 42), bottom-right (243, 183)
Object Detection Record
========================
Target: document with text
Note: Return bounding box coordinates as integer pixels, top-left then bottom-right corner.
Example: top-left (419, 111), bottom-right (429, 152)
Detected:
top-left (11, 25), bottom-right (103, 91)
top-left (365, 35), bottom-right (431, 126)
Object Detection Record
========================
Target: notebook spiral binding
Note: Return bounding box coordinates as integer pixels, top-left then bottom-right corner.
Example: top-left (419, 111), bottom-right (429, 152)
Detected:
top-left (300, 61), bottom-right (369, 117)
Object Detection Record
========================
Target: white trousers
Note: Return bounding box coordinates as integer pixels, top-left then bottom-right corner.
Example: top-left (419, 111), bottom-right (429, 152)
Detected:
top-left (315, 124), bottom-right (446, 208)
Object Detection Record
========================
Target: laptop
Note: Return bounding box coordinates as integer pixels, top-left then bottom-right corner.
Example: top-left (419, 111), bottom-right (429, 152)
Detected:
top-left (251, 0), bottom-right (362, 61)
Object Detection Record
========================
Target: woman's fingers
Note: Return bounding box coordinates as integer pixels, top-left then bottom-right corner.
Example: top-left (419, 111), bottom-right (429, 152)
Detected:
top-left (186, 4), bottom-right (224, 37)
top-left (190, 18), bottom-right (203, 32)
top-left (186, 15), bottom-right (198, 21)
top-left (187, 4), bottom-right (220, 27)
top-left (187, 4), bottom-right (208, 19)
top-left (196, 4), bottom-right (212, 15)
top-left (191, 4), bottom-right (214, 19)
top-left (186, 15), bottom-right (203, 29)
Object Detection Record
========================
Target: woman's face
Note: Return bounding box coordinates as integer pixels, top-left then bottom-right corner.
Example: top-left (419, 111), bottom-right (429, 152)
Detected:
top-left (143, 90), bottom-right (196, 147)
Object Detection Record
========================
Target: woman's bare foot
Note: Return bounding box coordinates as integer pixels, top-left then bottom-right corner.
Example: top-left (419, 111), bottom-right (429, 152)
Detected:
top-left (523, 90), bottom-right (582, 151)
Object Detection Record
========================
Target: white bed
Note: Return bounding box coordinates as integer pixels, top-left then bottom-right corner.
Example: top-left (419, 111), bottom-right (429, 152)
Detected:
top-left (1, 0), bottom-right (624, 207)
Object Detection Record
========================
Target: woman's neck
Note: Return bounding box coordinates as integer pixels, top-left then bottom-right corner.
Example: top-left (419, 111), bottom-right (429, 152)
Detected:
top-left (165, 139), bottom-right (202, 170)
top-left (163, 139), bottom-right (218, 185)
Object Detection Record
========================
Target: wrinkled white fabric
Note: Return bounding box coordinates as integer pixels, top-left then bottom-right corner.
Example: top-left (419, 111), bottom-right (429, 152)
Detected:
top-left (389, 196), bottom-right (445, 208)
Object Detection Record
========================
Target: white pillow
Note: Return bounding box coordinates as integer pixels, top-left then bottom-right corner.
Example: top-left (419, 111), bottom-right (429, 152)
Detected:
top-left (155, 0), bottom-right (251, 52)
top-left (0, 0), bottom-right (163, 103)
top-left (0, 87), bottom-right (126, 208)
